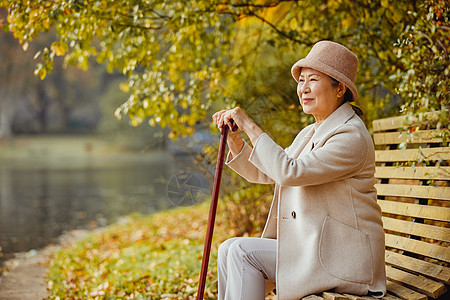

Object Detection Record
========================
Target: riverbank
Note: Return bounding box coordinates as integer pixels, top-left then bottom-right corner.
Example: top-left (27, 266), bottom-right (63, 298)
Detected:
top-left (1, 203), bottom-right (276, 299)
top-left (1, 203), bottom-right (217, 299)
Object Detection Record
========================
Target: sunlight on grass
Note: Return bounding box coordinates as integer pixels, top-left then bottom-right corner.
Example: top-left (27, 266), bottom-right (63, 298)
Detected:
top-left (47, 203), bottom-right (234, 299)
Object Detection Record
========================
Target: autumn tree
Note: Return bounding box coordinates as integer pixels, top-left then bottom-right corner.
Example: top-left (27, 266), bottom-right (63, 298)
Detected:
top-left (0, 1), bottom-right (429, 135)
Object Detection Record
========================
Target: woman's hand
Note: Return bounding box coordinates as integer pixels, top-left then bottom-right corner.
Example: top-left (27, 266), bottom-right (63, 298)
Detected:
top-left (212, 108), bottom-right (264, 152)
top-left (212, 107), bottom-right (245, 132)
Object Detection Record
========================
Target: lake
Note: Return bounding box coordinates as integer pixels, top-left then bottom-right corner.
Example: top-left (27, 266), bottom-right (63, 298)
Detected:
top-left (0, 136), bottom-right (212, 259)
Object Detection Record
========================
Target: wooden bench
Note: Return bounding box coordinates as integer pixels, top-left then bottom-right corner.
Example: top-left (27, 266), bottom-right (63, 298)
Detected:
top-left (302, 113), bottom-right (450, 300)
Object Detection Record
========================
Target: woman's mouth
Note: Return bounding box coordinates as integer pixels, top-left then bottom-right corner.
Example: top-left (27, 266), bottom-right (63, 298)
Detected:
top-left (302, 98), bottom-right (314, 104)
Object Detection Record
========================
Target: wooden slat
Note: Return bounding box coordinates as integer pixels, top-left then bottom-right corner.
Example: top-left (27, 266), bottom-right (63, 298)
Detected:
top-left (372, 112), bottom-right (442, 132)
top-left (375, 166), bottom-right (450, 180)
top-left (373, 116), bottom-right (407, 132)
top-left (323, 292), bottom-right (350, 300)
top-left (375, 147), bottom-right (450, 162)
top-left (376, 184), bottom-right (450, 201)
top-left (386, 280), bottom-right (427, 300)
top-left (385, 233), bottom-right (450, 262)
top-left (374, 130), bottom-right (448, 145)
top-left (386, 265), bottom-right (447, 298)
top-left (385, 250), bottom-right (450, 284)
top-left (382, 216), bottom-right (450, 242)
top-left (378, 200), bottom-right (450, 222)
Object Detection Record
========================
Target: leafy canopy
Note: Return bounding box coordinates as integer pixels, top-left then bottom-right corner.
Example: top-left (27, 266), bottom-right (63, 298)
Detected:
top-left (2, 0), bottom-right (436, 138)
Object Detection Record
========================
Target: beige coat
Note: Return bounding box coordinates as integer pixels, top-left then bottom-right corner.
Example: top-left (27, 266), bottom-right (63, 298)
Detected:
top-left (226, 103), bottom-right (386, 300)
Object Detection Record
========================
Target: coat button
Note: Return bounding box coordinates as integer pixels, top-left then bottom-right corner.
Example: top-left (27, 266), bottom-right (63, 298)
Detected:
top-left (291, 211), bottom-right (296, 219)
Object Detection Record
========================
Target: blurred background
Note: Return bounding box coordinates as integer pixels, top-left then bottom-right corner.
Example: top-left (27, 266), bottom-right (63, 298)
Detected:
top-left (0, 28), bottom-right (212, 259)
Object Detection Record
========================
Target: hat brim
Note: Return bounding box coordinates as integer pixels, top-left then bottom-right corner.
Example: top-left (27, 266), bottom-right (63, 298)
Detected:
top-left (291, 58), bottom-right (358, 101)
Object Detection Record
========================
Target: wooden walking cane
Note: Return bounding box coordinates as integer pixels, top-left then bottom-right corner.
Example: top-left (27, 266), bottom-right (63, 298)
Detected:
top-left (197, 121), bottom-right (237, 300)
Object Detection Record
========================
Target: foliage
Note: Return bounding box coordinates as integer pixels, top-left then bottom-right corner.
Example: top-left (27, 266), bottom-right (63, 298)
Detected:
top-left (1, 0), bottom-right (420, 138)
top-left (47, 204), bottom-right (237, 299)
top-left (390, 0), bottom-right (449, 137)
top-left (96, 77), bottom-right (167, 151)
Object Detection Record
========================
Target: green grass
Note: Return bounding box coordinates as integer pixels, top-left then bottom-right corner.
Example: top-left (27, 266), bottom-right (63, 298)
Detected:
top-left (47, 203), bottom-right (235, 299)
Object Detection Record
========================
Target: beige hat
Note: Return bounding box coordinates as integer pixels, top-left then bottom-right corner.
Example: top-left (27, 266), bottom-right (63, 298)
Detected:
top-left (291, 41), bottom-right (359, 101)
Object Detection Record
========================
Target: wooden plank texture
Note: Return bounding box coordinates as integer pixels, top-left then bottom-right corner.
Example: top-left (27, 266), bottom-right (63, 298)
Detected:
top-left (385, 233), bottom-right (450, 262)
top-left (374, 130), bottom-right (448, 145)
top-left (382, 216), bottom-right (450, 242)
top-left (386, 265), bottom-right (447, 298)
top-left (375, 166), bottom-right (450, 180)
top-left (385, 250), bottom-right (450, 284)
top-left (378, 200), bottom-right (450, 222)
top-left (373, 116), bottom-right (407, 132)
top-left (375, 184), bottom-right (450, 201)
top-left (322, 292), bottom-right (350, 300)
top-left (372, 112), bottom-right (441, 132)
top-left (375, 147), bottom-right (450, 162)
top-left (386, 280), bottom-right (427, 300)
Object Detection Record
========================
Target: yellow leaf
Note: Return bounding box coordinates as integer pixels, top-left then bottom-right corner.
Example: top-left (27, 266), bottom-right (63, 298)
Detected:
top-left (289, 18), bottom-right (298, 31)
top-left (131, 119), bottom-right (140, 127)
top-left (50, 42), bottom-right (67, 56)
top-left (119, 82), bottom-right (130, 93)
top-left (341, 18), bottom-right (353, 28)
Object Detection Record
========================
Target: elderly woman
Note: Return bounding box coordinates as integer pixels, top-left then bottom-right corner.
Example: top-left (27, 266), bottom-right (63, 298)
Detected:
top-left (212, 41), bottom-right (386, 300)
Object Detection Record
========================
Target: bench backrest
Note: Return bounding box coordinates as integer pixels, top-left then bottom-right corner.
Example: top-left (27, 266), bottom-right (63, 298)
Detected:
top-left (373, 114), bottom-right (450, 300)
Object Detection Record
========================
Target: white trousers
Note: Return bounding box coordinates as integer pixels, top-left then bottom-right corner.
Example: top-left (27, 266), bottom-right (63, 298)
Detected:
top-left (217, 237), bottom-right (277, 300)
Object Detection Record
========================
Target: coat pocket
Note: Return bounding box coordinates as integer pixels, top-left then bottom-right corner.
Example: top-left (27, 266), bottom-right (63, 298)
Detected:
top-left (319, 215), bottom-right (374, 284)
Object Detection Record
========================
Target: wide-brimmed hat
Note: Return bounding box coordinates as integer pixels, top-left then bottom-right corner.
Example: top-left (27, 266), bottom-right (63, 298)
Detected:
top-left (291, 41), bottom-right (359, 101)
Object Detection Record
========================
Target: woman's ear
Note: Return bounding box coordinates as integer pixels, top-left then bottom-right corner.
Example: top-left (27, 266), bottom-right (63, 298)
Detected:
top-left (337, 83), bottom-right (347, 98)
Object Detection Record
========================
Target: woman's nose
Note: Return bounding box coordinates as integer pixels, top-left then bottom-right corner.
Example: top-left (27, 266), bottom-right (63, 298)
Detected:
top-left (298, 82), bottom-right (310, 94)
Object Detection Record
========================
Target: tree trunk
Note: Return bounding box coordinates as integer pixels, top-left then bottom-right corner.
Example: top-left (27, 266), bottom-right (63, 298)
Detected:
top-left (0, 93), bottom-right (14, 143)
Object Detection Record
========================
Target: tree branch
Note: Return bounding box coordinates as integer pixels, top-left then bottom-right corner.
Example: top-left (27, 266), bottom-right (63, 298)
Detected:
top-left (245, 9), bottom-right (305, 44)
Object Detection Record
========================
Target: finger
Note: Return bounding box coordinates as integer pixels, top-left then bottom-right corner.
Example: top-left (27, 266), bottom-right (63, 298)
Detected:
top-left (213, 111), bottom-right (226, 128)
top-left (218, 113), bottom-right (227, 130)
top-left (212, 110), bottom-right (222, 123)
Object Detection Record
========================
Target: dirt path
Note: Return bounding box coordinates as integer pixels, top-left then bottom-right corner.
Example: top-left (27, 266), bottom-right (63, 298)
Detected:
top-left (0, 230), bottom-right (90, 300)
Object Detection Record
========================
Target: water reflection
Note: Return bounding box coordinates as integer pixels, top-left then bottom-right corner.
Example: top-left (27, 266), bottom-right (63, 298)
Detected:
top-left (0, 153), bottom-right (208, 257)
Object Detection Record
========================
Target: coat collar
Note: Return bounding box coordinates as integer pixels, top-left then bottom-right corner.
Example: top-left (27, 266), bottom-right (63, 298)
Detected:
top-left (311, 102), bottom-right (355, 145)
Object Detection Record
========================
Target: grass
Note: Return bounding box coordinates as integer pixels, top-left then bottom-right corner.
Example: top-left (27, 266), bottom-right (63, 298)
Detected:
top-left (46, 202), bottom-right (236, 299)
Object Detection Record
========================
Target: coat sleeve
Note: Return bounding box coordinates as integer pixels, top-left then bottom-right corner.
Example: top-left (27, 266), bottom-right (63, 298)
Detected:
top-left (248, 125), bottom-right (371, 187)
top-left (225, 140), bottom-right (275, 184)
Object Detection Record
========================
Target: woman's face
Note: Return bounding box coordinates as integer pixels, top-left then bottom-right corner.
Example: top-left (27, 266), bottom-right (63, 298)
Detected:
top-left (297, 68), bottom-right (345, 123)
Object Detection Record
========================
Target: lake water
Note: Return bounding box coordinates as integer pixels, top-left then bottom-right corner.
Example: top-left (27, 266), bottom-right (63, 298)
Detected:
top-left (0, 147), bottom-right (211, 258)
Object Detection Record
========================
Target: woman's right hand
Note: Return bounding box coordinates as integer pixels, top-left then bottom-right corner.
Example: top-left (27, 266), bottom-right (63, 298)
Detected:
top-left (212, 108), bottom-right (264, 155)
top-left (212, 107), bottom-right (255, 133)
